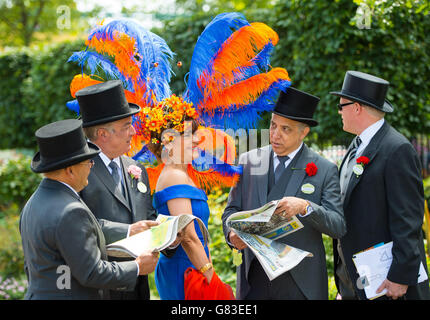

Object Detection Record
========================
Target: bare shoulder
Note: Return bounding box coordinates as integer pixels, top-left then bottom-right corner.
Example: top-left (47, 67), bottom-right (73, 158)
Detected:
top-left (156, 167), bottom-right (194, 191)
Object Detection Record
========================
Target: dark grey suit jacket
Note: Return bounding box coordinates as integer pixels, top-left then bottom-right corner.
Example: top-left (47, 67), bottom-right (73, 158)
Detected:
top-left (334, 121), bottom-right (430, 300)
top-left (80, 155), bottom-right (157, 244)
top-left (223, 144), bottom-right (346, 300)
top-left (19, 179), bottom-right (138, 299)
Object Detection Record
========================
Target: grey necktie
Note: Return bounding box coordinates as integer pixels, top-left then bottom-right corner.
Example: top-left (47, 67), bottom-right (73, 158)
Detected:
top-left (109, 161), bottom-right (124, 197)
top-left (340, 136), bottom-right (363, 198)
top-left (348, 136), bottom-right (362, 164)
top-left (275, 155), bottom-right (289, 184)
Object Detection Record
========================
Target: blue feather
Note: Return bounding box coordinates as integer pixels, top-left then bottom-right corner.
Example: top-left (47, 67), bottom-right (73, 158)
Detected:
top-left (192, 150), bottom-right (242, 176)
top-left (132, 145), bottom-right (157, 163)
top-left (68, 51), bottom-right (134, 90)
top-left (87, 19), bottom-right (175, 102)
top-left (66, 99), bottom-right (80, 115)
top-left (184, 12), bottom-right (249, 106)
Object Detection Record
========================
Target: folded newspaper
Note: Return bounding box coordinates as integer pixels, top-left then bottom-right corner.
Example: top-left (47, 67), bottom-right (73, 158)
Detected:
top-left (106, 214), bottom-right (209, 258)
top-left (227, 200), bottom-right (313, 281)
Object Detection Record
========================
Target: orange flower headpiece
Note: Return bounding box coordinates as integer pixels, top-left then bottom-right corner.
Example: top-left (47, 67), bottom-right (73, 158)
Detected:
top-left (136, 95), bottom-right (199, 145)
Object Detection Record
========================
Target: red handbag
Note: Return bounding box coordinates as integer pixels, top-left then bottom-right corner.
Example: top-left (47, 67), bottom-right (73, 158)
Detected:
top-left (184, 267), bottom-right (235, 300)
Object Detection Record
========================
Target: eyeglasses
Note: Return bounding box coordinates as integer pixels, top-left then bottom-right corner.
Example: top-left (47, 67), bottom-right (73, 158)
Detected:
top-left (337, 102), bottom-right (354, 111)
top-left (77, 159), bottom-right (95, 168)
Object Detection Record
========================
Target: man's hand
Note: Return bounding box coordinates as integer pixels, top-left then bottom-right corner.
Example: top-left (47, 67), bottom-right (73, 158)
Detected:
top-left (129, 220), bottom-right (159, 237)
top-left (135, 250), bottom-right (159, 275)
top-left (376, 279), bottom-right (408, 300)
top-left (228, 230), bottom-right (247, 250)
top-left (274, 197), bottom-right (308, 219)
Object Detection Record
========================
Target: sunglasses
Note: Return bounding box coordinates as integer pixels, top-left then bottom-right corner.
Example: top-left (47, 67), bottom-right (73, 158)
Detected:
top-left (337, 102), bottom-right (355, 111)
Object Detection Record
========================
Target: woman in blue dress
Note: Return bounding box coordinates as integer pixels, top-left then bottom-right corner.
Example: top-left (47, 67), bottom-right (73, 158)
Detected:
top-left (151, 119), bottom-right (215, 300)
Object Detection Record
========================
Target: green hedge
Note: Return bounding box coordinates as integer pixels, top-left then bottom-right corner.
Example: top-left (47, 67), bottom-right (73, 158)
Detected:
top-left (0, 41), bottom-right (84, 150)
top-left (0, 52), bottom-right (32, 149)
top-left (0, 156), bottom-right (42, 212)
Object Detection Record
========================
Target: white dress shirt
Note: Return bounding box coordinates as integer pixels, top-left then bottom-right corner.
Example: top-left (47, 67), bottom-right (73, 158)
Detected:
top-left (99, 152), bottom-right (125, 185)
top-left (273, 142), bottom-right (303, 172)
top-left (58, 181), bottom-right (80, 197)
top-left (273, 142), bottom-right (313, 217)
top-left (356, 118), bottom-right (385, 158)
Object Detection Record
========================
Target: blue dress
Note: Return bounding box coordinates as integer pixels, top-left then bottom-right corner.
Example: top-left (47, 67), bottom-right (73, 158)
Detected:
top-left (153, 184), bottom-right (210, 300)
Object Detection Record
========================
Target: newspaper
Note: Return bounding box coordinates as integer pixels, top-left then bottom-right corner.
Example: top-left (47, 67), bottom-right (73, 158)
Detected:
top-left (227, 200), bottom-right (313, 281)
top-left (352, 241), bottom-right (428, 299)
top-left (106, 214), bottom-right (209, 258)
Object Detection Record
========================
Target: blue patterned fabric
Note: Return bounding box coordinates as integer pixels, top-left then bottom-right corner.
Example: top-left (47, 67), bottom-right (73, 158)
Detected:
top-left (153, 184), bottom-right (210, 300)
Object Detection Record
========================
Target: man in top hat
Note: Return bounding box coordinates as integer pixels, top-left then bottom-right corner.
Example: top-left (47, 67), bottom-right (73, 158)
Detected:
top-left (331, 71), bottom-right (429, 300)
top-left (75, 80), bottom-right (157, 300)
top-left (19, 119), bottom-right (159, 299)
top-left (222, 87), bottom-right (346, 300)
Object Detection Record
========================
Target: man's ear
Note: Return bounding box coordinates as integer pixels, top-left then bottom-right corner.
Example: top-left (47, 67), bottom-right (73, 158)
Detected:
top-left (97, 127), bottom-right (111, 142)
top-left (63, 165), bottom-right (74, 178)
top-left (301, 126), bottom-right (310, 140)
top-left (354, 102), bottom-right (363, 114)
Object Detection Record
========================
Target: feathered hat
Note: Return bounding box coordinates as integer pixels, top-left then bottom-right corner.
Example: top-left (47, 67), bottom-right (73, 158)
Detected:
top-left (66, 13), bottom-right (291, 193)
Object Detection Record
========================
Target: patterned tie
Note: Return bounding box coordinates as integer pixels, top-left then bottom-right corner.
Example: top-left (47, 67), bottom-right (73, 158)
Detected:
top-left (108, 161), bottom-right (124, 197)
top-left (274, 155), bottom-right (289, 184)
top-left (348, 136), bottom-right (362, 164)
top-left (340, 136), bottom-right (362, 198)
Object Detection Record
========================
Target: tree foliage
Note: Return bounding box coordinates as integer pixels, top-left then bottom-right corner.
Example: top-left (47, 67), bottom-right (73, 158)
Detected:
top-left (0, 0), bottom-right (86, 47)
top-left (157, 0), bottom-right (430, 145)
top-left (0, 40), bottom-right (82, 149)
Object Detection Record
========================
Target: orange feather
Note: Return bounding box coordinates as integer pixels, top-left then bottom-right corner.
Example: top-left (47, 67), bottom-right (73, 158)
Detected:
top-left (201, 67), bottom-right (290, 114)
top-left (70, 74), bottom-right (103, 98)
top-left (86, 32), bottom-right (141, 80)
top-left (198, 22), bottom-right (280, 102)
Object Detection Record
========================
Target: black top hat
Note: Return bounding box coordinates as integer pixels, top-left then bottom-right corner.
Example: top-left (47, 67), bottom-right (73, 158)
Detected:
top-left (76, 80), bottom-right (141, 128)
top-left (31, 119), bottom-right (100, 173)
top-left (330, 71), bottom-right (393, 113)
top-left (273, 87), bottom-right (320, 127)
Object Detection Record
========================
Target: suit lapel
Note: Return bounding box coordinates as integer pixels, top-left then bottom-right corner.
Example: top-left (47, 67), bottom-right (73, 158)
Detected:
top-left (120, 156), bottom-right (136, 220)
top-left (343, 121), bottom-right (390, 206)
top-left (339, 140), bottom-right (355, 176)
top-left (93, 155), bottom-right (131, 212)
top-left (284, 144), bottom-right (312, 197)
top-left (256, 145), bottom-right (271, 205)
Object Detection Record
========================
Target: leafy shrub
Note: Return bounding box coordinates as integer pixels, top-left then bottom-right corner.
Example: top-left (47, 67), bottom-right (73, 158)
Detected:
top-left (207, 188), bottom-right (236, 290)
top-left (0, 41), bottom-right (83, 150)
top-left (0, 51), bottom-right (32, 149)
top-left (0, 214), bottom-right (24, 278)
top-left (0, 154), bottom-right (42, 212)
